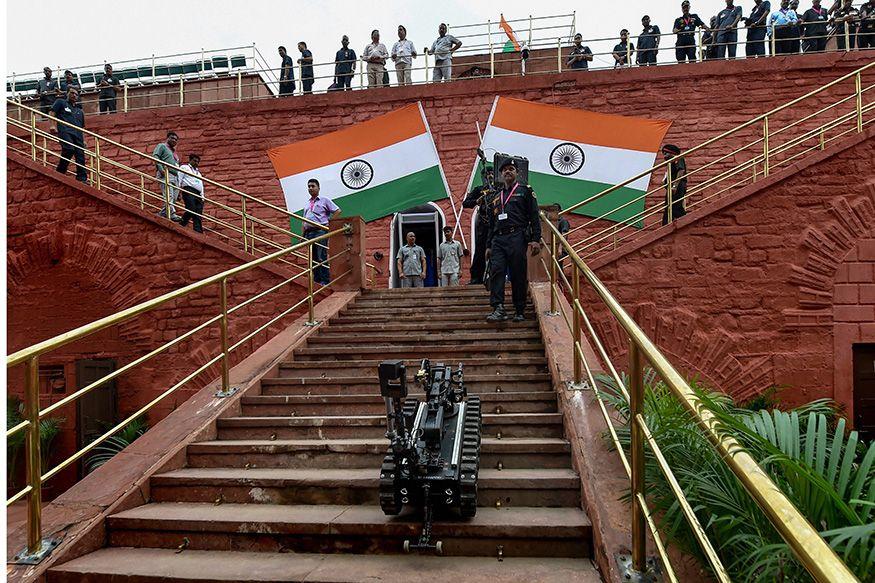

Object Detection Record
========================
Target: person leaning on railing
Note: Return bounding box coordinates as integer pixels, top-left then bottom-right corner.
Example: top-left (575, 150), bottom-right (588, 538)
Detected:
top-left (831, 0), bottom-right (860, 50)
top-left (661, 144), bottom-right (688, 225)
top-left (703, 16), bottom-right (719, 59)
top-left (637, 16), bottom-right (661, 66)
top-left (800, 0), bottom-right (830, 52)
top-left (789, 0), bottom-right (804, 51)
top-left (154, 131), bottom-right (182, 221)
top-left (425, 23), bottom-right (461, 82)
top-left (363, 29), bottom-right (389, 88)
top-left (52, 87), bottom-right (88, 184)
top-left (858, 0), bottom-right (875, 48)
top-left (673, 1), bottom-right (708, 63)
top-left (769, 0), bottom-right (800, 54)
top-left (745, 0), bottom-right (772, 57)
top-left (333, 35), bottom-right (356, 91)
top-left (715, 0), bottom-right (744, 58)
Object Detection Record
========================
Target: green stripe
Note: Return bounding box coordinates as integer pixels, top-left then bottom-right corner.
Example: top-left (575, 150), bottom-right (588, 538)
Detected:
top-left (290, 166), bottom-right (448, 234)
top-left (502, 40), bottom-right (516, 53)
top-left (471, 170), bottom-right (645, 227)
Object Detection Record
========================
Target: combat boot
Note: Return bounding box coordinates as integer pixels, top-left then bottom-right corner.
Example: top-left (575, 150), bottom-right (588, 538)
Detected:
top-left (486, 304), bottom-right (508, 322)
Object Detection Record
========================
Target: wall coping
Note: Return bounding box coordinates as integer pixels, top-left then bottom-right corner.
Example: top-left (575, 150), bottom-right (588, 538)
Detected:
top-left (590, 125), bottom-right (875, 271)
top-left (5, 291), bottom-right (360, 582)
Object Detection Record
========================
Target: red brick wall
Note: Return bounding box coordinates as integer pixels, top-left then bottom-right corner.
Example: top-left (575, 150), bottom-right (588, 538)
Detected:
top-left (585, 130), bottom-right (875, 419)
top-left (68, 52), bottom-right (873, 288)
top-left (6, 156), bottom-right (314, 493)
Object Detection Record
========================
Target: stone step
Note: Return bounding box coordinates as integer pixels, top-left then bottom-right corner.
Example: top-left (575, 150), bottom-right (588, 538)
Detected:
top-left (186, 437), bottom-right (573, 470)
top-left (339, 306), bottom-right (533, 318)
top-left (241, 392), bottom-right (557, 416)
top-left (278, 357), bottom-right (549, 377)
top-left (259, 375), bottom-right (552, 396)
top-left (363, 287), bottom-right (494, 299)
top-left (350, 296), bottom-right (506, 309)
top-left (216, 413), bottom-right (564, 440)
top-left (327, 313), bottom-right (530, 325)
top-left (150, 468), bottom-right (581, 508)
top-left (47, 547), bottom-right (601, 582)
top-left (322, 320), bottom-right (540, 334)
top-left (292, 344), bottom-right (545, 360)
top-left (306, 330), bottom-right (543, 345)
top-left (105, 503), bottom-right (592, 558)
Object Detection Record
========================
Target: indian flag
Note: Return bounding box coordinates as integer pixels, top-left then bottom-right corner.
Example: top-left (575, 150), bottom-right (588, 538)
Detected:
top-left (267, 103), bottom-right (450, 226)
top-left (500, 15), bottom-right (521, 53)
top-left (469, 97), bottom-right (672, 223)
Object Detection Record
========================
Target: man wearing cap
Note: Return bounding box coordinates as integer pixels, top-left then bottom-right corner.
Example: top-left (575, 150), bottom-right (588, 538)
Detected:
top-left (463, 165), bottom-right (496, 285)
top-left (438, 226), bottom-right (464, 287)
top-left (661, 144), bottom-right (688, 225)
top-left (673, 1), bottom-right (707, 62)
top-left (485, 159), bottom-right (541, 323)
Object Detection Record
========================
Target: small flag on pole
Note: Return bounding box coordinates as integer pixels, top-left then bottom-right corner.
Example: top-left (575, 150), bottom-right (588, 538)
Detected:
top-left (499, 15), bottom-right (521, 53)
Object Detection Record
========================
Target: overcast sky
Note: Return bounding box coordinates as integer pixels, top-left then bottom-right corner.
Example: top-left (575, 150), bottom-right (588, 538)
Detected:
top-left (6, 0), bottom-right (742, 79)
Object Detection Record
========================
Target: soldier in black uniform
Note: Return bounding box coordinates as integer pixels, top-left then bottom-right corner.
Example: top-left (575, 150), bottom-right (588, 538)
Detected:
top-left (485, 159), bottom-right (541, 323)
top-left (462, 164), bottom-right (495, 285)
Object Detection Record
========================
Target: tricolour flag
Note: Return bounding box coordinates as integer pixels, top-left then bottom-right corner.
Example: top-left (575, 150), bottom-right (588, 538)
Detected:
top-left (500, 15), bottom-right (521, 53)
top-left (267, 103), bottom-right (450, 225)
top-left (469, 97), bottom-right (672, 223)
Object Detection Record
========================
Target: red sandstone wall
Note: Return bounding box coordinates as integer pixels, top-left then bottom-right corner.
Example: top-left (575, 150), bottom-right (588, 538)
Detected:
top-left (67, 52), bottom-right (873, 288)
top-left (584, 130), bottom-right (875, 419)
top-left (6, 156), bottom-right (314, 493)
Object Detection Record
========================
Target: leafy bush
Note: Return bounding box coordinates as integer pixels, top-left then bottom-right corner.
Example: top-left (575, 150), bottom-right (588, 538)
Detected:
top-left (84, 417), bottom-right (148, 474)
top-left (596, 372), bottom-right (874, 582)
top-left (7, 396), bottom-right (65, 488)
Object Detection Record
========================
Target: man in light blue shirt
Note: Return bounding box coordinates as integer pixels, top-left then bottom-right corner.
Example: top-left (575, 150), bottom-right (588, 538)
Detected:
top-left (769, 0), bottom-right (799, 53)
top-left (425, 23), bottom-right (461, 82)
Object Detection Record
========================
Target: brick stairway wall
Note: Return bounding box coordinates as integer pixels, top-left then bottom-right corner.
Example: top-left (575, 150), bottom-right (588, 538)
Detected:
top-left (70, 52), bottom-right (873, 288)
top-left (584, 129), bottom-right (875, 418)
top-left (6, 155), bottom-right (315, 493)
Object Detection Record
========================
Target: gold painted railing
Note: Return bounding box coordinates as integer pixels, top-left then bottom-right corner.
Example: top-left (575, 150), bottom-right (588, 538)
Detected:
top-left (539, 214), bottom-right (857, 582)
top-left (563, 59), bottom-right (875, 261)
top-left (6, 224), bottom-right (352, 561)
top-left (5, 99), bottom-right (322, 269)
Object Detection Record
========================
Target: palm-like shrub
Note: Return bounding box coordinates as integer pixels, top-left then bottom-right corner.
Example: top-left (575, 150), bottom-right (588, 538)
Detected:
top-left (84, 417), bottom-right (148, 474)
top-left (596, 372), bottom-right (874, 582)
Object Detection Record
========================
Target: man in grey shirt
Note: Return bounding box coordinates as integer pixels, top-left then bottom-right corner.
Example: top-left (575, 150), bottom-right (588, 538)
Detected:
top-left (715, 0), bottom-right (744, 58)
top-left (438, 226), bottom-right (463, 286)
top-left (397, 231), bottom-right (427, 288)
top-left (37, 67), bottom-right (59, 115)
top-left (425, 23), bottom-right (462, 82)
top-left (363, 29), bottom-right (389, 88)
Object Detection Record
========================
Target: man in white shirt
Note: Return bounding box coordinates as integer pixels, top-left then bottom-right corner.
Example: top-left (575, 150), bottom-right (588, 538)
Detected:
top-left (363, 29), bottom-right (389, 88)
top-left (438, 226), bottom-right (463, 286)
top-left (391, 25), bottom-right (417, 86)
top-left (177, 154), bottom-right (205, 233)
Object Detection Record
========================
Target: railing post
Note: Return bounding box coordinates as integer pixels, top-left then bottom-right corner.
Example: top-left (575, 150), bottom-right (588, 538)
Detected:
top-left (572, 263), bottom-right (582, 384)
top-left (241, 196), bottom-right (249, 253)
top-left (626, 41), bottom-right (631, 68)
top-left (549, 231), bottom-right (557, 314)
top-left (629, 342), bottom-right (646, 573)
top-left (237, 71), bottom-right (242, 101)
top-left (24, 355), bottom-right (43, 554)
top-left (770, 32), bottom-right (776, 57)
top-left (94, 140), bottom-right (102, 190)
top-left (856, 72), bottom-right (863, 133)
top-left (359, 59), bottom-right (364, 88)
top-left (844, 26), bottom-right (850, 52)
top-left (179, 78), bottom-right (184, 107)
top-left (558, 38), bottom-right (564, 73)
top-left (219, 277), bottom-right (231, 394)
top-left (123, 82), bottom-right (128, 113)
top-left (666, 162), bottom-right (673, 224)
top-left (488, 20), bottom-right (494, 79)
top-left (307, 244), bottom-right (316, 324)
top-left (42, 136), bottom-right (47, 164)
top-left (140, 175), bottom-right (145, 209)
top-left (698, 30), bottom-right (704, 61)
top-left (763, 115), bottom-right (770, 177)
top-left (529, 14), bottom-right (534, 44)
top-left (151, 54), bottom-right (156, 79)
top-left (30, 110), bottom-right (37, 161)
top-left (163, 165), bottom-right (172, 219)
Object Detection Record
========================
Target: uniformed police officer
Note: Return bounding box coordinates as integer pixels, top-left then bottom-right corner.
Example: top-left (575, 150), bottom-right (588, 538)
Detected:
top-left (462, 164), bottom-right (495, 285)
top-left (52, 87), bottom-right (88, 183)
top-left (485, 159), bottom-right (541, 322)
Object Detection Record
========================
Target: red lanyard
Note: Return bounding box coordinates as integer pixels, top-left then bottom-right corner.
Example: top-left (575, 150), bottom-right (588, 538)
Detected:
top-left (501, 183), bottom-right (519, 212)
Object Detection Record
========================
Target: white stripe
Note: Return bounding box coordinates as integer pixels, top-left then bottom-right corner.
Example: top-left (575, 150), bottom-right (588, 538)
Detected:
top-left (278, 132), bottom-right (439, 212)
top-left (481, 126), bottom-right (658, 191)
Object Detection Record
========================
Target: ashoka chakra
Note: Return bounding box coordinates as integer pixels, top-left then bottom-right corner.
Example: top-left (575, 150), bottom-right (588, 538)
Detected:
top-left (341, 159), bottom-right (374, 189)
top-left (549, 143), bottom-right (585, 176)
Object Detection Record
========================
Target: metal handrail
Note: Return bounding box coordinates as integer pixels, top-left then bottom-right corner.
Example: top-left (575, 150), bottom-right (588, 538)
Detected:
top-left (539, 215), bottom-right (857, 582)
top-left (6, 224), bottom-right (353, 559)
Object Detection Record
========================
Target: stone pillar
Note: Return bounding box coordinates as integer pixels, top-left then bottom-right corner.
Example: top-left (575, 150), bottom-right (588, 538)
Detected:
top-left (328, 215), bottom-right (366, 291)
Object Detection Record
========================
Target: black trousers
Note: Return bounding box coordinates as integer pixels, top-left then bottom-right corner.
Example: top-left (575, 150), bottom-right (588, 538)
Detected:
top-left (662, 184), bottom-right (688, 225)
top-left (835, 26), bottom-right (856, 50)
top-left (636, 49), bottom-right (657, 65)
top-left (99, 97), bottom-right (117, 113)
top-left (470, 222), bottom-right (489, 283)
top-left (279, 81), bottom-right (295, 95)
top-left (56, 133), bottom-right (88, 182)
top-left (179, 186), bottom-right (204, 232)
top-left (715, 31), bottom-right (738, 59)
top-left (802, 36), bottom-right (828, 52)
top-left (675, 44), bottom-right (697, 63)
top-left (774, 26), bottom-right (797, 54)
top-left (338, 74), bottom-right (353, 89)
top-left (489, 231), bottom-right (527, 314)
top-left (859, 30), bottom-right (875, 49)
top-left (746, 27), bottom-right (767, 56)
top-left (302, 78), bottom-right (314, 93)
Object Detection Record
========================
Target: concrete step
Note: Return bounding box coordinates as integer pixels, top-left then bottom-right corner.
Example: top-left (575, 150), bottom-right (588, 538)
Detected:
top-left (306, 330), bottom-right (543, 345)
top-left (105, 503), bottom-right (592, 558)
top-left (292, 344), bottom-right (545, 360)
top-left (323, 320), bottom-right (540, 334)
top-left (327, 313), bottom-right (532, 325)
top-left (216, 413), bottom-right (563, 440)
top-left (259, 375), bottom-right (552, 396)
top-left (350, 296), bottom-right (509, 309)
top-left (241, 392), bottom-right (557, 416)
top-left (339, 306), bottom-right (534, 318)
top-left (278, 357), bottom-right (549, 377)
top-left (362, 287), bottom-right (494, 299)
top-left (186, 437), bottom-right (573, 470)
top-left (149, 468), bottom-right (581, 508)
top-left (47, 547), bottom-right (602, 582)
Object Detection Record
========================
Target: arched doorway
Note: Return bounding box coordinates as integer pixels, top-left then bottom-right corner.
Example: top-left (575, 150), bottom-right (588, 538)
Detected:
top-left (389, 202), bottom-right (446, 288)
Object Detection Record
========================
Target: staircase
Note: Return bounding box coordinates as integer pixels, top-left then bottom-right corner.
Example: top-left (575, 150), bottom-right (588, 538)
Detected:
top-left (48, 286), bottom-right (600, 582)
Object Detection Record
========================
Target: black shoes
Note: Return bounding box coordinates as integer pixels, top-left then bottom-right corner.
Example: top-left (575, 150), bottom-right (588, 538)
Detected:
top-left (513, 313), bottom-right (525, 322)
top-left (486, 305), bottom-right (508, 322)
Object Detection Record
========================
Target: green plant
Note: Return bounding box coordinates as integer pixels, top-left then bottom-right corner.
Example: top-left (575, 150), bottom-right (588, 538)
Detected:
top-left (84, 417), bottom-right (148, 474)
top-left (38, 417), bottom-right (65, 474)
top-left (595, 372), bottom-right (874, 582)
